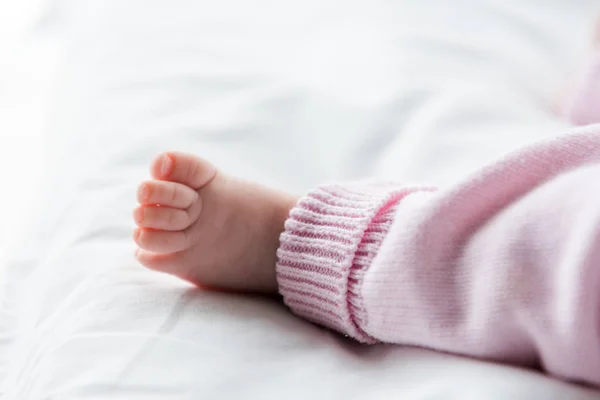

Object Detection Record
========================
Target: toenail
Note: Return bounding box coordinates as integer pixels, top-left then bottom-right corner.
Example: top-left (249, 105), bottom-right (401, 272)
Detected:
top-left (133, 208), bottom-right (144, 223)
top-left (138, 184), bottom-right (150, 202)
top-left (160, 154), bottom-right (173, 177)
top-left (133, 228), bottom-right (141, 240)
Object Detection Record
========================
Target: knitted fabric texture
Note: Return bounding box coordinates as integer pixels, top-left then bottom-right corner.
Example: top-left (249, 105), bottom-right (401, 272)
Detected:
top-left (276, 129), bottom-right (600, 387)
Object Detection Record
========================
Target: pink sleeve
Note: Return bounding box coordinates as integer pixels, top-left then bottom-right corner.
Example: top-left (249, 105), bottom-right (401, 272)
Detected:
top-left (276, 128), bottom-right (600, 386)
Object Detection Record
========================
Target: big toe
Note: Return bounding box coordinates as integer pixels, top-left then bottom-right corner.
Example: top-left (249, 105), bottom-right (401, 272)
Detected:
top-left (151, 152), bottom-right (217, 190)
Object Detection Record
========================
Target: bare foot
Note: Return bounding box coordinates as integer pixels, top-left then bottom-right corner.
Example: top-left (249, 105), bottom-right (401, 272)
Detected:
top-left (133, 152), bottom-right (297, 293)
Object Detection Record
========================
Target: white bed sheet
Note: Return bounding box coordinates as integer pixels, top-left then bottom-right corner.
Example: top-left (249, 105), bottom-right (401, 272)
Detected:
top-left (0, 0), bottom-right (56, 259)
top-left (2, 0), bottom-right (600, 398)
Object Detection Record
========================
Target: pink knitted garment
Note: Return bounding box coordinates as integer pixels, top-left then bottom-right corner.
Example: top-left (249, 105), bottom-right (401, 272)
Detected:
top-left (278, 114), bottom-right (600, 387)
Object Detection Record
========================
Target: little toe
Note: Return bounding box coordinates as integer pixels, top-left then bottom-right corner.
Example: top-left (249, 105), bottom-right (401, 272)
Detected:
top-left (138, 180), bottom-right (198, 209)
top-left (133, 227), bottom-right (191, 253)
top-left (135, 249), bottom-right (206, 287)
top-left (135, 249), bottom-right (170, 272)
top-left (133, 205), bottom-right (197, 231)
top-left (135, 249), bottom-right (182, 275)
top-left (151, 152), bottom-right (217, 190)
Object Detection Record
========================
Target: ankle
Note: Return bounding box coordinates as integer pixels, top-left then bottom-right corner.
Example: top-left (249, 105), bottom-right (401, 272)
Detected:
top-left (264, 192), bottom-right (298, 293)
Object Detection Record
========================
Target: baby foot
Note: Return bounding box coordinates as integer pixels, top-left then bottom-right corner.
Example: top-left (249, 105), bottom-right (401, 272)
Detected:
top-left (133, 152), bottom-right (297, 293)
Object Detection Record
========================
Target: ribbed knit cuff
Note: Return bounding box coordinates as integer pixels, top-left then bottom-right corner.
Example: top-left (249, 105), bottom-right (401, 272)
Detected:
top-left (276, 183), bottom-right (418, 343)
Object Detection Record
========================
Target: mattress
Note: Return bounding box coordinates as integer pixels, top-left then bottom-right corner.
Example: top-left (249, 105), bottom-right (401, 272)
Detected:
top-left (1, 0), bottom-right (600, 398)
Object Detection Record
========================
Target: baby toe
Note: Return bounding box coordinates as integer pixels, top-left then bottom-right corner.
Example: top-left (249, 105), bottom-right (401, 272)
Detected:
top-left (133, 205), bottom-right (195, 231)
top-left (133, 227), bottom-right (191, 253)
top-left (135, 249), bottom-right (209, 288)
top-left (138, 180), bottom-right (198, 209)
top-left (135, 249), bottom-right (172, 272)
top-left (134, 248), bottom-right (183, 274)
top-left (150, 152), bottom-right (216, 190)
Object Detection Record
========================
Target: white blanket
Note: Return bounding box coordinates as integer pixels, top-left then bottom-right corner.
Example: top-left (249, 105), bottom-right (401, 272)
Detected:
top-left (2, 0), bottom-right (600, 398)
